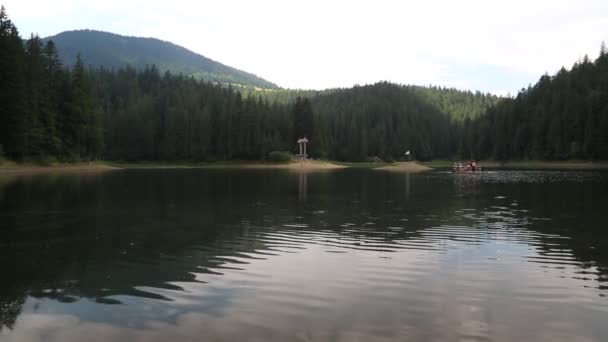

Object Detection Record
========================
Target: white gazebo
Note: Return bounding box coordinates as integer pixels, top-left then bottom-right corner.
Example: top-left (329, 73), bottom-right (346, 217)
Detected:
top-left (296, 137), bottom-right (309, 160)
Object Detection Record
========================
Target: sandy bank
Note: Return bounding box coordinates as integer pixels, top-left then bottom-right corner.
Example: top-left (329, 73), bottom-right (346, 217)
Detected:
top-left (373, 162), bottom-right (433, 172)
top-left (119, 160), bottom-right (346, 171)
top-left (0, 163), bottom-right (120, 175)
top-left (241, 160), bottom-right (347, 171)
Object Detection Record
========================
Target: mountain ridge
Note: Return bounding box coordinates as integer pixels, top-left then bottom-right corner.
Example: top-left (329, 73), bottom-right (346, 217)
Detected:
top-left (44, 29), bottom-right (279, 89)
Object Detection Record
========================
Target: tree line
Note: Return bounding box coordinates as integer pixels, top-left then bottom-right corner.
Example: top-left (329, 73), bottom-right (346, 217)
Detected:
top-left (1, 7), bottom-right (296, 162)
top-left (0, 7), bottom-right (467, 163)
top-left (1, 8), bottom-right (101, 161)
top-left (2, 6), bottom-right (607, 162)
top-left (462, 46), bottom-right (608, 160)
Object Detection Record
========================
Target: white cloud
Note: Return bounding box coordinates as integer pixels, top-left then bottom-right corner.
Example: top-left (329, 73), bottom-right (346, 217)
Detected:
top-left (3, 0), bottom-right (607, 92)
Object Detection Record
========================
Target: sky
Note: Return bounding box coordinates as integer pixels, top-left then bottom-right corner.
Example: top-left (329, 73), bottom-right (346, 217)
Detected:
top-left (3, 0), bottom-right (608, 95)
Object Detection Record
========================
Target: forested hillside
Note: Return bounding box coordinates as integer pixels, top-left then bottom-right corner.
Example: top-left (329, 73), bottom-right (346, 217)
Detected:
top-left (95, 67), bottom-right (294, 161)
top-left (464, 46), bottom-right (608, 160)
top-left (310, 83), bottom-right (453, 160)
top-left (307, 83), bottom-right (501, 160)
top-left (408, 86), bottom-right (501, 121)
top-left (45, 30), bottom-right (278, 89)
top-left (0, 8), bottom-right (490, 163)
top-left (2, 7), bottom-right (608, 163)
top-left (247, 85), bottom-right (500, 122)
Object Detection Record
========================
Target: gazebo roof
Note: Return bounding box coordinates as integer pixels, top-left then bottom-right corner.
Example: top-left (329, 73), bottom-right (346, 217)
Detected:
top-left (297, 137), bottom-right (309, 144)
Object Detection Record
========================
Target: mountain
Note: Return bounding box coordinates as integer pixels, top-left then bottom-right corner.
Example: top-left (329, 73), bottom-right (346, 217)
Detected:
top-left (5, 2), bottom-right (606, 163)
top-left (44, 30), bottom-right (278, 89)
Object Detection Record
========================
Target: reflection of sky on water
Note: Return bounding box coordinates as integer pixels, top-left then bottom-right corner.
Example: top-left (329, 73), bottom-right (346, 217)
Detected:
top-left (1, 169), bottom-right (608, 341)
top-left (5, 220), bottom-right (608, 342)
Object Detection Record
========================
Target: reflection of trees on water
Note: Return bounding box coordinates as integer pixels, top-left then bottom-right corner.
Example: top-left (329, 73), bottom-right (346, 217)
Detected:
top-left (0, 297), bottom-right (23, 330)
top-left (0, 170), bottom-right (607, 329)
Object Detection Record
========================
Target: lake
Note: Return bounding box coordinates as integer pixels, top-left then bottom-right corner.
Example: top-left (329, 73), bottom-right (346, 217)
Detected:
top-left (1, 168), bottom-right (607, 341)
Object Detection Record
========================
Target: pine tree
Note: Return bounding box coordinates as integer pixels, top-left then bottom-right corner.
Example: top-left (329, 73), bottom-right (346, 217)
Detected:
top-left (0, 6), bottom-right (27, 159)
top-left (24, 34), bottom-right (47, 158)
top-left (42, 40), bottom-right (64, 155)
top-left (61, 54), bottom-right (95, 159)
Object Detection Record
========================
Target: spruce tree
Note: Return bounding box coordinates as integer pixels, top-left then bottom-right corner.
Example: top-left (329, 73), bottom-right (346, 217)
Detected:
top-left (0, 6), bottom-right (27, 159)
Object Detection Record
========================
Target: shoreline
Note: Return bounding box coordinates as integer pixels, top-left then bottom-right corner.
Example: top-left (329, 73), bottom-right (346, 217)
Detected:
top-left (373, 162), bottom-right (433, 173)
top-left (232, 160), bottom-right (347, 171)
top-left (3, 159), bottom-right (608, 175)
top-left (421, 160), bottom-right (608, 170)
top-left (0, 160), bottom-right (347, 174)
top-left (0, 163), bottom-right (120, 175)
top-left (110, 160), bottom-right (347, 171)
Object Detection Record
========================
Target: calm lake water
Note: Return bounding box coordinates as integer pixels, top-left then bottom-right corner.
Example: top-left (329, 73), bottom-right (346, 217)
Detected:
top-left (1, 168), bottom-right (608, 341)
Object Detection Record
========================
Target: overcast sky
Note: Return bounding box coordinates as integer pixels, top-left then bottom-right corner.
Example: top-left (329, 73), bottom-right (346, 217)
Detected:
top-left (3, 0), bottom-right (608, 94)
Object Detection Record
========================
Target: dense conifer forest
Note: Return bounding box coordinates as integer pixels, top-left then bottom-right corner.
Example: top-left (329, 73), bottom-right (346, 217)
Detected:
top-left (464, 47), bottom-right (608, 160)
top-left (1, 7), bottom-right (607, 163)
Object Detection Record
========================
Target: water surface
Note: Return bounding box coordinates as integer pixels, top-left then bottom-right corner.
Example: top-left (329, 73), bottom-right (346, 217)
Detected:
top-left (1, 169), bottom-right (607, 341)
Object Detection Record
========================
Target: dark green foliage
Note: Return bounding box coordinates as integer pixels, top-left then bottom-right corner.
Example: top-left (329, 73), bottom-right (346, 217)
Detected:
top-left (465, 46), bottom-right (608, 160)
top-left (292, 97), bottom-right (314, 141)
top-left (0, 6), bottom-right (27, 159)
top-left (93, 79), bottom-right (478, 162)
top-left (310, 83), bottom-right (454, 161)
top-left (44, 30), bottom-right (278, 89)
top-left (0, 7), bottom-right (101, 162)
top-left (268, 151), bottom-right (293, 163)
top-left (61, 54), bottom-right (101, 160)
top-left (251, 84), bottom-right (499, 161)
top-left (88, 66), bottom-right (291, 162)
top-left (408, 86), bottom-right (500, 121)
top-left (42, 40), bottom-right (64, 155)
top-left (246, 85), bottom-right (500, 121)
top-left (246, 88), bottom-right (328, 104)
top-left (3, 9), bottom-right (607, 163)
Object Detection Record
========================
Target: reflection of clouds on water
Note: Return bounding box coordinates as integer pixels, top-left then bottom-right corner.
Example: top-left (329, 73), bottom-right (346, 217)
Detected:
top-left (3, 229), bottom-right (607, 342)
top-left (3, 310), bottom-right (600, 342)
top-left (1, 170), bottom-right (608, 341)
